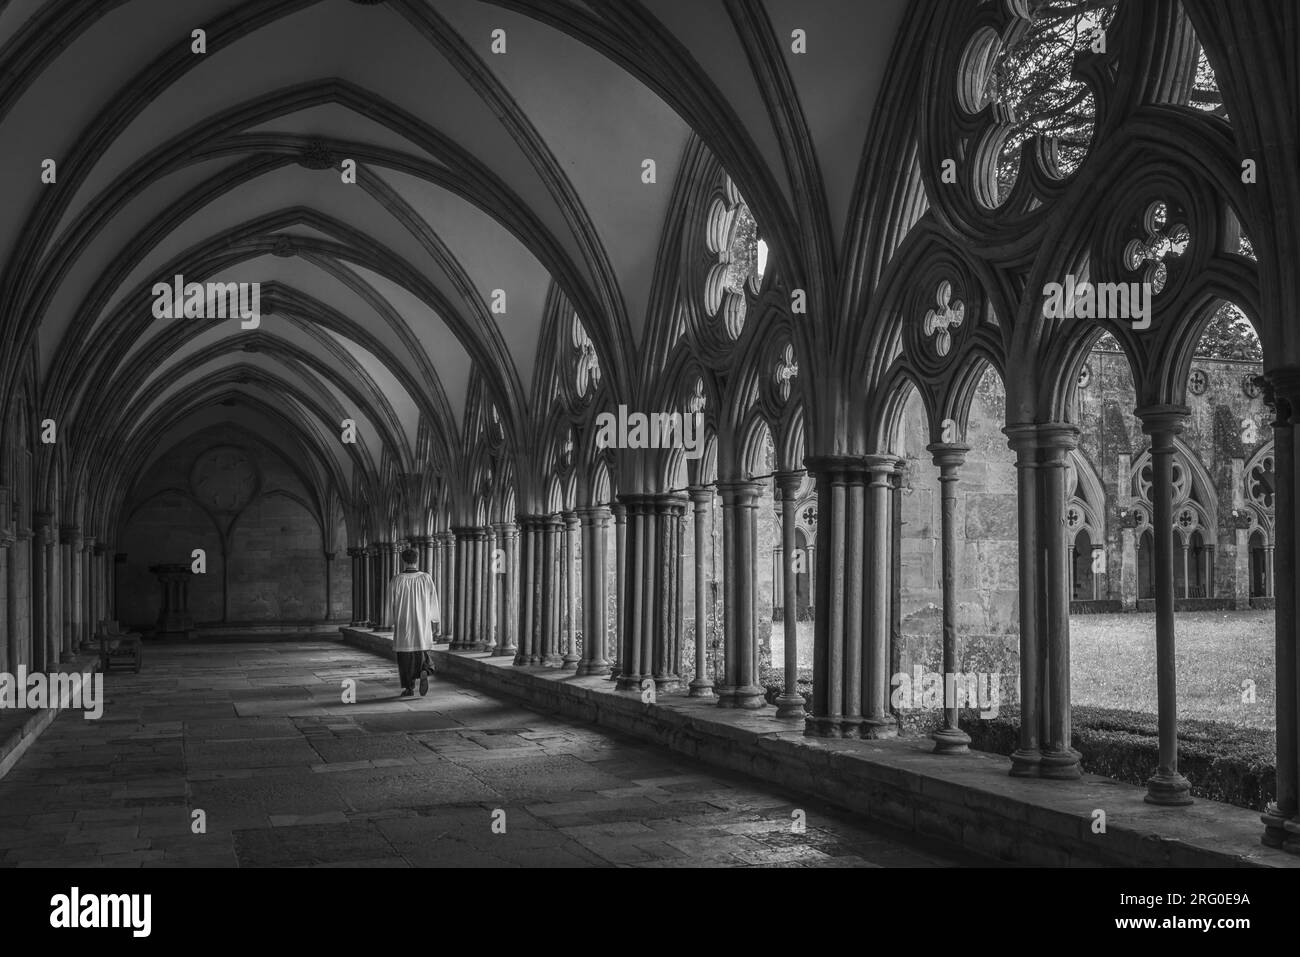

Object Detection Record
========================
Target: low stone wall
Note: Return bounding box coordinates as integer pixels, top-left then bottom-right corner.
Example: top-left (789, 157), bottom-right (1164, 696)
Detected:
top-left (340, 627), bottom-right (1294, 868)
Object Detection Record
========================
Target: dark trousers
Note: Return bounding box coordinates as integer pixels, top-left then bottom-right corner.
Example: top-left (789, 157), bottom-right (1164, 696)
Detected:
top-left (397, 651), bottom-right (434, 690)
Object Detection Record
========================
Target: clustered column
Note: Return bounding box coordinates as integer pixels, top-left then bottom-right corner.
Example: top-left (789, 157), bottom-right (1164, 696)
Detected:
top-left (348, 547), bottom-right (368, 626)
top-left (774, 473), bottom-right (804, 718)
top-left (562, 511), bottom-right (580, 668)
top-left (1004, 423), bottom-right (1081, 779)
top-left (492, 522), bottom-right (519, 657)
top-left (1261, 375), bottom-right (1300, 852)
top-left (687, 487), bottom-right (714, 697)
top-left (803, 456), bottom-right (899, 737)
top-left (610, 503), bottom-right (627, 680)
top-left (715, 481), bottom-right (765, 709)
top-left (575, 506), bottom-right (610, 675)
top-left (515, 515), bottom-right (544, 666)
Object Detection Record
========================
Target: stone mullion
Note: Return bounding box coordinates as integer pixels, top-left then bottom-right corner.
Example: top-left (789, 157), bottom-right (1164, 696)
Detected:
top-left (929, 443), bottom-right (971, 753)
top-left (1137, 408), bottom-right (1192, 803)
top-left (774, 473), bottom-right (805, 719)
top-left (688, 488), bottom-right (714, 697)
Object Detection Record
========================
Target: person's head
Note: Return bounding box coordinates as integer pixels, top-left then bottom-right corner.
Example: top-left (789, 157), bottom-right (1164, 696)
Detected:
top-left (401, 547), bottom-right (419, 569)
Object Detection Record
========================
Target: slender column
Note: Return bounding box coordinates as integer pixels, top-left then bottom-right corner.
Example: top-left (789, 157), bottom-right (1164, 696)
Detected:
top-left (483, 526), bottom-right (498, 652)
top-left (862, 457), bottom-right (896, 739)
top-left (652, 494), bottom-right (686, 692)
top-left (347, 547), bottom-right (366, 626)
top-left (1267, 547), bottom-right (1275, 599)
top-left (1039, 425), bottom-right (1082, 780)
top-left (611, 503), bottom-right (627, 681)
top-left (323, 552), bottom-right (334, 620)
top-left (59, 526), bottom-right (75, 661)
top-left (491, 523), bottom-right (518, 656)
top-left (804, 459), bottom-right (855, 736)
top-left (514, 518), bottom-right (537, 665)
top-left (562, 511), bottom-right (580, 668)
top-left (1137, 406), bottom-right (1193, 804)
top-left (442, 531), bottom-right (456, 643)
top-left (367, 544), bottom-right (383, 628)
top-left (890, 463), bottom-right (903, 713)
top-left (928, 443), bottom-right (971, 753)
top-left (774, 472), bottom-right (805, 719)
top-left (1004, 427), bottom-right (1043, 776)
top-left (1181, 543), bottom-right (1190, 600)
top-left (0, 523), bottom-right (11, 674)
top-left (450, 528), bottom-right (472, 649)
top-left (615, 497), bottom-right (645, 690)
top-left (575, 508), bottom-right (611, 675)
top-left (538, 517), bottom-right (562, 666)
top-left (36, 514), bottom-right (57, 670)
top-left (473, 529), bottom-right (487, 650)
top-left (688, 487), bottom-right (714, 697)
top-left (717, 481), bottom-right (766, 709)
top-left (1261, 380), bottom-right (1298, 848)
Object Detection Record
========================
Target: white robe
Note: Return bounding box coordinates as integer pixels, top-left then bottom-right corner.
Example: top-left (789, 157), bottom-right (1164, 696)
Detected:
top-left (386, 570), bottom-right (440, 652)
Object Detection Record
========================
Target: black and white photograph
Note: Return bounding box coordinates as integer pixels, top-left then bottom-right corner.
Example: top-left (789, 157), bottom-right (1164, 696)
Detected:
top-left (0, 0), bottom-right (1295, 931)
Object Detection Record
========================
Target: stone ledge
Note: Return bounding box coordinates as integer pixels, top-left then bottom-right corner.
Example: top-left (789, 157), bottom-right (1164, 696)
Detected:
top-left (0, 652), bottom-right (103, 783)
top-left (338, 628), bottom-right (1297, 868)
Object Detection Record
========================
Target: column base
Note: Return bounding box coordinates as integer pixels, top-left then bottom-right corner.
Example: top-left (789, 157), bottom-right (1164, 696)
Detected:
top-left (932, 727), bottom-right (971, 754)
top-left (860, 717), bottom-right (897, 740)
top-left (560, 654), bottom-right (580, 669)
top-left (1039, 747), bottom-right (1083, 780)
top-left (60, 652), bottom-right (75, 663)
top-left (615, 673), bottom-right (644, 692)
top-left (540, 654), bottom-right (565, 668)
top-left (838, 716), bottom-right (864, 738)
top-left (1260, 804), bottom-right (1291, 848)
top-left (1145, 768), bottom-right (1193, 805)
top-left (726, 685), bottom-right (767, 710)
top-left (803, 715), bottom-right (838, 737)
top-left (1283, 818), bottom-right (1300, 855)
top-left (688, 678), bottom-right (714, 698)
top-left (576, 660), bottom-right (610, 677)
top-left (493, 644), bottom-right (518, 658)
top-left (773, 693), bottom-right (805, 719)
top-left (653, 676), bottom-right (682, 694)
top-left (1009, 748), bottom-right (1042, 777)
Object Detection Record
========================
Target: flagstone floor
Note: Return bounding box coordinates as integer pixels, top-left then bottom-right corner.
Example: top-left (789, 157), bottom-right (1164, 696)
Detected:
top-left (0, 639), bottom-right (983, 868)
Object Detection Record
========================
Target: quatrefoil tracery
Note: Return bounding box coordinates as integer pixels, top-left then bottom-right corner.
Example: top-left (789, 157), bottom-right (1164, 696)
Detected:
top-left (922, 280), bottom-right (966, 358)
top-left (1124, 201), bottom-right (1190, 295)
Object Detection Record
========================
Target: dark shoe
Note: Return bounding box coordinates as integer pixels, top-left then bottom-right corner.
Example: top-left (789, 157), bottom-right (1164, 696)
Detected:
top-left (401, 687), bottom-right (414, 697)
top-left (419, 675), bottom-right (429, 696)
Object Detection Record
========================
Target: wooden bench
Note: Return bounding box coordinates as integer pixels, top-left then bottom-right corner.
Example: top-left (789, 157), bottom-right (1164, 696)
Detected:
top-left (98, 620), bottom-right (143, 674)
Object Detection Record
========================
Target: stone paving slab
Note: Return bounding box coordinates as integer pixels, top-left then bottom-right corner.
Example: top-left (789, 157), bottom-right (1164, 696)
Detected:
top-left (0, 639), bottom-right (980, 868)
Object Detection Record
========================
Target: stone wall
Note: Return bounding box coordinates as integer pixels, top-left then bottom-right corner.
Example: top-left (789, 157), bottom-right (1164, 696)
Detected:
top-left (116, 425), bottom-right (347, 630)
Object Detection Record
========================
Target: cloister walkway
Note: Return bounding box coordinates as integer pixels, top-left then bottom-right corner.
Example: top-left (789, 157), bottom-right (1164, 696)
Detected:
top-left (0, 640), bottom-right (974, 868)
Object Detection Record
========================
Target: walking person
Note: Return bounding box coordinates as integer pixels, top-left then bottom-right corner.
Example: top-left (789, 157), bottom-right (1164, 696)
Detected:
top-left (385, 547), bottom-right (440, 696)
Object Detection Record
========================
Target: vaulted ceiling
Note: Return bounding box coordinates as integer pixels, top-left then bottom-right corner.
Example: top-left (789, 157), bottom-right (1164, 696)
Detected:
top-left (0, 0), bottom-right (908, 535)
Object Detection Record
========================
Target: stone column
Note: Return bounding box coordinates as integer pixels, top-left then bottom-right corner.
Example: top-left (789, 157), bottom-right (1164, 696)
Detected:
top-left (412, 535), bottom-right (433, 574)
top-left (0, 518), bottom-right (11, 674)
top-left (803, 458), bottom-right (866, 737)
top-left (687, 487), bottom-right (714, 697)
top-left (928, 444), bottom-right (971, 752)
top-left (538, 516), bottom-right (563, 666)
top-left (1004, 427), bottom-right (1043, 776)
top-left (59, 526), bottom-right (75, 661)
top-left (1137, 405), bottom-right (1193, 805)
top-left (774, 473), bottom-right (805, 718)
top-left (483, 526), bottom-right (498, 652)
top-left (652, 494), bottom-right (686, 692)
top-left (562, 511), bottom-right (580, 668)
top-left (366, 544), bottom-right (383, 628)
top-left (471, 528), bottom-right (487, 650)
top-left (515, 517), bottom-right (538, 666)
top-left (33, 513), bottom-right (53, 671)
top-left (614, 497), bottom-right (646, 690)
top-left (863, 457), bottom-right (897, 739)
top-left (450, 528), bottom-right (472, 649)
top-left (1260, 378), bottom-right (1298, 849)
top-left (80, 535), bottom-right (95, 650)
top-left (348, 547), bottom-right (367, 626)
top-left (716, 481), bottom-right (766, 709)
top-left (491, 523), bottom-right (518, 656)
top-left (576, 507), bottom-right (611, 675)
top-left (323, 551), bottom-right (335, 620)
top-left (1120, 522), bottom-right (1139, 610)
top-left (1039, 425), bottom-right (1081, 780)
top-left (441, 531), bottom-right (456, 642)
top-left (611, 502), bottom-right (627, 681)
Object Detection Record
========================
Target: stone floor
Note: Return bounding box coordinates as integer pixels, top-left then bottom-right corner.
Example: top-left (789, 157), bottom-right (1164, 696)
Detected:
top-left (0, 639), bottom-right (984, 868)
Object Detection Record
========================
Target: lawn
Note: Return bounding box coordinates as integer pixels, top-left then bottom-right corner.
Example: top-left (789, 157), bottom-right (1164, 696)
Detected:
top-left (1069, 610), bottom-right (1275, 731)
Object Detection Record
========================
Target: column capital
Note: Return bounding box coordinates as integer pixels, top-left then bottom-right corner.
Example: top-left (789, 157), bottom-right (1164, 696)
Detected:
top-left (408, 535), bottom-right (433, 547)
top-left (346, 546), bottom-right (366, 558)
top-left (715, 479), bottom-right (765, 505)
top-left (926, 443), bottom-right (969, 471)
top-left (491, 521), bottom-right (519, 538)
top-left (1135, 404), bottom-right (1190, 441)
top-left (560, 509), bottom-right (581, 528)
top-left (773, 470), bottom-right (804, 497)
top-left (687, 484), bottom-right (714, 506)
top-left (1003, 421), bottom-right (1080, 454)
top-left (34, 510), bottom-right (54, 529)
top-left (804, 453), bottom-right (869, 477)
top-left (864, 453), bottom-right (901, 476)
top-left (610, 502), bottom-right (627, 520)
top-left (1263, 365), bottom-right (1300, 405)
top-left (574, 505), bottom-right (611, 524)
top-left (59, 524), bottom-right (81, 544)
top-left (323, 551), bottom-right (336, 561)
